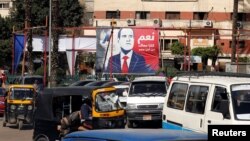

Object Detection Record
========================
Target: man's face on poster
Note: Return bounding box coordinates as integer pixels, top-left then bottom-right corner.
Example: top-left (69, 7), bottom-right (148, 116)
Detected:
top-left (118, 28), bottom-right (134, 51)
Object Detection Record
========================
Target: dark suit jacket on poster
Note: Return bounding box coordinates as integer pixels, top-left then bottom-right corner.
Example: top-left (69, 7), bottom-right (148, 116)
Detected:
top-left (106, 52), bottom-right (154, 73)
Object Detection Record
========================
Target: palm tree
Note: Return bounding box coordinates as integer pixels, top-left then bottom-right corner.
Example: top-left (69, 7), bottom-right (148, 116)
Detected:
top-left (25, 0), bottom-right (34, 74)
top-left (231, 0), bottom-right (239, 63)
top-left (51, 0), bottom-right (60, 87)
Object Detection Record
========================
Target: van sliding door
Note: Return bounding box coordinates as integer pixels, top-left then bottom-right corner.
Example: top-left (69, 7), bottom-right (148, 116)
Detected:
top-left (182, 84), bottom-right (210, 132)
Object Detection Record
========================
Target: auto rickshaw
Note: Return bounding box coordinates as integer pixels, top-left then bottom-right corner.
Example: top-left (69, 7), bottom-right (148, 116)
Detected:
top-left (2, 84), bottom-right (36, 130)
top-left (33, 86), bottom-right (126, 141)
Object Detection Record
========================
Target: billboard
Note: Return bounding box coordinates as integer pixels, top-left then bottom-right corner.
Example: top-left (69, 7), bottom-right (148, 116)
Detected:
top-left (96, 27), bottom-right (159, 74)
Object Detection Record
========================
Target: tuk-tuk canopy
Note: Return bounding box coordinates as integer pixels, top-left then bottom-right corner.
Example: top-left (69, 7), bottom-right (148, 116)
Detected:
top-left (34, 86), bottom-right (98, 121)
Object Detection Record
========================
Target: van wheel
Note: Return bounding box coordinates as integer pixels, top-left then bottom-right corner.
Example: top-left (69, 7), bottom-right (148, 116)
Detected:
top-left (18, 120), bottom-right (23, 130)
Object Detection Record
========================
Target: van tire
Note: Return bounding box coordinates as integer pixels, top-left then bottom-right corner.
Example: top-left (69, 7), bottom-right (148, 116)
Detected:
top-left (127, 120), bottom-right (134, 128)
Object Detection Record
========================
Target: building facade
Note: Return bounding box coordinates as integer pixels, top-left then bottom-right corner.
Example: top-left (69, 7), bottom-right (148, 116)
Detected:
top-left (0, 0), bottom-right (13, 17)
top-left (93, 0), bottom-right (250, 71)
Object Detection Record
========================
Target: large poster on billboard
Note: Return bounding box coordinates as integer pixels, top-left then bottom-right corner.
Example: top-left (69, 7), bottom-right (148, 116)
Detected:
top-left (95, 27), bottom-right (159, 74)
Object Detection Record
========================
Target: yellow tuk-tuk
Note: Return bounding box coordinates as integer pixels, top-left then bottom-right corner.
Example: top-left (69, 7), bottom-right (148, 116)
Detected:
top-left (33, 86), bottom-right (126, 141)
top-left (2, 84), bottom-right (36, 130)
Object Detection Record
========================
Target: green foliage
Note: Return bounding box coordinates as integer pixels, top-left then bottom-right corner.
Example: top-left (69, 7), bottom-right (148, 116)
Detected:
top-left (191, 47), bottom-right (208, 61)
top-left (0, 40), bottom-right (12, 68)
top-left (238, 57), bottom-right (250, 62)
top-left (59, 0), bottom-right (84, 27)
top-left (10, 0), bottom-right (84, 31)
top-left (192, 45), bottom-right (221, 66)
top-left (170, 42), bottom-right (185, 55)
top-left (0, 16), bottom-right (12, 39)
top-left (34, 65), bottom-right (45, 76)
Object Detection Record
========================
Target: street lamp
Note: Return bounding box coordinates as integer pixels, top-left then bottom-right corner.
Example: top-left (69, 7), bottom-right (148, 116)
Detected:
top-left (48, 0), bottom-right (52, 87)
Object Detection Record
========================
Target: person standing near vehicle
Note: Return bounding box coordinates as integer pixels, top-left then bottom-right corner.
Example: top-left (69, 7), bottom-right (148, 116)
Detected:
top-left (79, 97), bottom-right (93, 130)
top-left (33, 80), bottom-right (39, 92)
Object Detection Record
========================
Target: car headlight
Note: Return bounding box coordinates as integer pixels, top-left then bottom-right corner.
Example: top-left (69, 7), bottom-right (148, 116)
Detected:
top-left (28, 105), bottom-right (33, 110)
top-left (158, 103), bottom-right (164, 109)
top-left (126, 104), bottom-right (136, 109)
top-left (10, 105), bottom-right (16, 110)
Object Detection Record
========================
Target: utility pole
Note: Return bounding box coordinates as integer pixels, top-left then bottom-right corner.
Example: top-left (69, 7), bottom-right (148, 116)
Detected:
top-left (231, 0), bottom-right (239, 63)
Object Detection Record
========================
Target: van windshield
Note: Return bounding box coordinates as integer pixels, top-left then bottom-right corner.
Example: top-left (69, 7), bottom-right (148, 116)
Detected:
top-left (231, 84), bottom-right (250, 120)
top-left (129, 81), bottom-right (167, 97)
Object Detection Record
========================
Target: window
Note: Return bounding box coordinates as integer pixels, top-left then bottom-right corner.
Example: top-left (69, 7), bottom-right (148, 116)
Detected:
top-left (130, 81), bottom-right (167, 96)
top-left (229, 41), bottom-right (245, 48)
top-left (106, 11), bottom-right (120, 19)
top-left (167, 83), bottom-right (188, 110)
top-left (166, 12), bottom-right (180, 20)
top-left (211, 86), bottom-right (230, 119)
top-left (160, 39), bottom-right (178, 50)
top-left (185, 85), bottom-right (208, 114)
top-left (0, 3), bottom-right (9, 9)
top-left (193, 12), bottom-right (208, 20)
top-left (136, 11), bottom-right (150, 19)
top-left (231, 13), bottom-right (246, 21)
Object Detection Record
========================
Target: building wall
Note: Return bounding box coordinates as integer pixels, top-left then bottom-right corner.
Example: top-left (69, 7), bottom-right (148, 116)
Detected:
top-left (94, 0), bottom-right (235, 12)
top-left (93, 0), bottom-right (250, 61)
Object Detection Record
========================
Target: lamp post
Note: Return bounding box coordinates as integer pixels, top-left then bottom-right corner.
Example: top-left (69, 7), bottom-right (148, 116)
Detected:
top-left (48, 0), bottom-right (52, 87)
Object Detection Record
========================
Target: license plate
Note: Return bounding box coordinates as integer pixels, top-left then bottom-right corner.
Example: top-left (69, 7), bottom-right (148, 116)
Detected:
top-left (143, 115), bottom-right (152, 120)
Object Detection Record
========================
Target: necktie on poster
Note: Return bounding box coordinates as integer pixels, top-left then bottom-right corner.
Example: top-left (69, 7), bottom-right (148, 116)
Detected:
top-left (122, 56), bottom-right (129, 73)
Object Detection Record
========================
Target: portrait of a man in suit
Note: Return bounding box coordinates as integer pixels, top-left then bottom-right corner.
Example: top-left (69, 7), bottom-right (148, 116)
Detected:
top-left (106, 28), bottom-right (154, 74)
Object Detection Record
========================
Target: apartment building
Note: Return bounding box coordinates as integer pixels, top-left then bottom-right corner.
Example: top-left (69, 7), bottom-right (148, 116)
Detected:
top-left (93, 0), bottom-right (250, 70)
top-left (0, 0), bottom-right (12, 17)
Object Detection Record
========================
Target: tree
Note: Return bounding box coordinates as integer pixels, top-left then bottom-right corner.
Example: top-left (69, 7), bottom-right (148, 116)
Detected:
top-left (206, 45), bottom-right (221, 67)
top-left (50, 0), bottom-right (60, 87)
top-left (231, 0), bottom-right (239, 63)
top-left (170, 42), bottom-right (185, 55)
top-left (192, 46), bottom-right (221, 69)
top-left (59, 0), bottom-right (84, 27)
top-left (10, 0), bottom-right (85, 86)
top-left (0, 16), bottom-right (12, 69)
top-left (25, 0), bottom-right (34, 75)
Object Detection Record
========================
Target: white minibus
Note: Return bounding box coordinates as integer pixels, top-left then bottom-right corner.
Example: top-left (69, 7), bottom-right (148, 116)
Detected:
top-left (162, 73), bottom-right (250, 133)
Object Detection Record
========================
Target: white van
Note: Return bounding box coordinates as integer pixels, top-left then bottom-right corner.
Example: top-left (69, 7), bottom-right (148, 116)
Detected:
top-left (126, 76), bottom-right (168, 128)
top-left (162, 73), bottom-right (250, 133)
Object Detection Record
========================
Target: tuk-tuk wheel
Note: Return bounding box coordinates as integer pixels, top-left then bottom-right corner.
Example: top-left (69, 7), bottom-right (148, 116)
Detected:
top-left (34, 134), bottom-right (49, 141)
top-left (18, 120), bottom-right (23, 130)
top-left (2, 121), bottom-right (6, 127)
top-left (2, 114), bottom-right (7, 127)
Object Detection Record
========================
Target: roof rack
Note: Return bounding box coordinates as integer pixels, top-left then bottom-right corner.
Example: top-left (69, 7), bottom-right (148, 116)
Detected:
top-left (176, 71), bottom-right (250, 79)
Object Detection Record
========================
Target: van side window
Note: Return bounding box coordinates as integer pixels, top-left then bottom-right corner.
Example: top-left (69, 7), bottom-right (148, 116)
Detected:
top-left (167, 83), bottom-right (188, 110)
top-left (185, 85), bottom-right (208, 114)
top-left (211, 86), bottom-right (230, 119)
